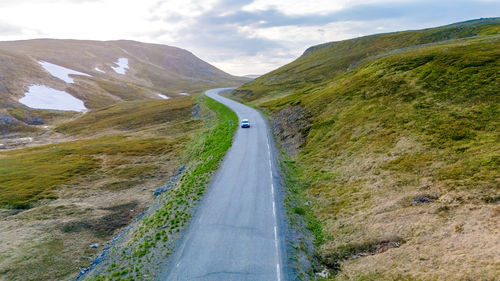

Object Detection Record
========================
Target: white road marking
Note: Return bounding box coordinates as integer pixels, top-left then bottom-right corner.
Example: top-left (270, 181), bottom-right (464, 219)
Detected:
top-left (277, 263), bottom-right (281, 281)
top-left (268, 138), bottom-right (280, 281)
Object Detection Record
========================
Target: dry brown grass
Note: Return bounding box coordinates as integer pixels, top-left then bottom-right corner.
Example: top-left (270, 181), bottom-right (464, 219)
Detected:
top-left (0, 97), bottom-right (203, 280)
top-left (0, 185), bottom-right (153, 280)
top-left (334, 203), bottom-right (500, 280)
top-left (305, 132), bottom-right (499, 280)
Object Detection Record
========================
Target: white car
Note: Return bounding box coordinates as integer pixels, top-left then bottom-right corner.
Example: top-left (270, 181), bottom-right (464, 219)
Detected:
top-left (241, 119), bottom-right (250, 128)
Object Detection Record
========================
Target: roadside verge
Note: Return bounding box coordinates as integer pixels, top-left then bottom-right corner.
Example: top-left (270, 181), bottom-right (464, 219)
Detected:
top-left (81, 93), bottom-right (238, 280)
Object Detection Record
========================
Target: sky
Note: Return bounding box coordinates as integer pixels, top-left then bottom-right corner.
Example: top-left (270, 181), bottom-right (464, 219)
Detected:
top-left (0, 0), bottom-right (498, 76)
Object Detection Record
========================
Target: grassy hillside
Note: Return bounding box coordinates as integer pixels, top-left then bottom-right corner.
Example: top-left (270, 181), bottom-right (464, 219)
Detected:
top-left (55, 98), bottom-right (196, 136)
top-left (231, 19), bottom-right (499, 280)
top-left (0, 97), bottom-right (205, 280)
top-left (235, 18), bottom-right (500, 103)
top-left (0, 135), bottom-right (187, 209)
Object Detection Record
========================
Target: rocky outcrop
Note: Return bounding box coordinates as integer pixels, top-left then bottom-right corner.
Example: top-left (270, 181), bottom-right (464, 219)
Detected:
top-left (271, 105), bottom-right (310, 155)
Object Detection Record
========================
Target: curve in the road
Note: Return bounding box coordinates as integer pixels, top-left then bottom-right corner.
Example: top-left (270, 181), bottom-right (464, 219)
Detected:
top-left (160, 88), bottom-right (284, 281)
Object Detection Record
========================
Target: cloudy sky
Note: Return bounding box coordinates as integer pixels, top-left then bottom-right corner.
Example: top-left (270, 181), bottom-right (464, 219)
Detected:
top-left (0, 0), bottom-right (498, 75)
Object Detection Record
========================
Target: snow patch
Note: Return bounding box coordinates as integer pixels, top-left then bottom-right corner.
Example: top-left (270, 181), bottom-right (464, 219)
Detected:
top-left (178, 92), bottom-right (189, 96)
top-left (157, 94), bottom-right (169, 99)
top-left (111, 58), bottom-right (129, 75)
top-left (94, 67), bottom-right (105, 73)
top-left (39, 61), bottom-right (91, 83)
top-left (19, 85), bottom-right (87, 112)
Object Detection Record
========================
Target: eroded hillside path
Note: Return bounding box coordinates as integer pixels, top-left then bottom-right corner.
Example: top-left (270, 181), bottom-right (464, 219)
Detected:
top-left (161, 88), bottom-right (284, 280)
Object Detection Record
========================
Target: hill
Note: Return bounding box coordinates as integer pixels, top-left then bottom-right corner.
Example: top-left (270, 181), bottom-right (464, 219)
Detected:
top-left (230, 18), bottom-right (500, 280)
top-left (0, 39), bottom-right (247, 109)
top-left (0, 39), bottom-right (248, 140)
top-left (234, 17), bottom-right (499, 103)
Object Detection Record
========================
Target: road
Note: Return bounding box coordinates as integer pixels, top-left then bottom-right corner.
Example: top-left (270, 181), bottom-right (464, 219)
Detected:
top-left (160, 88), bottom-right (284, 280)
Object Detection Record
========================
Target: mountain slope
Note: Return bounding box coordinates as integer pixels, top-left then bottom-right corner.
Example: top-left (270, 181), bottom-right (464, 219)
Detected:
top-left (0, 39), bottom-right (248, 148)
top-left (235, 17), bottom-right (500, 103)
top-left (230, 18), bottom-right (500, 280)
top-left (0, 38), bottom-right (248, 110)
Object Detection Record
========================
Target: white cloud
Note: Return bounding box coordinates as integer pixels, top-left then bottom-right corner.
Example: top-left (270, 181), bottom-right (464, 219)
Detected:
top-left (150, 0), bottom-right (218, 19)
top-left (242, 0), bottom-right (347, 15)
top-left (0, 0), bottom-right (161, 41)
top-left (0, 0), bottom-right (498, 76)
top-left (211, 52), bottom-right (296, 77)
top-left (240, 21), bottom-right (363, 45)
top-left (241, 0), bottom-right (415, 15)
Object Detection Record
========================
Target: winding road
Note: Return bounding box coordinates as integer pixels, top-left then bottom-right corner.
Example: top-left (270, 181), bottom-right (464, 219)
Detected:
top-left (160, 88), bottom-right (284, 280)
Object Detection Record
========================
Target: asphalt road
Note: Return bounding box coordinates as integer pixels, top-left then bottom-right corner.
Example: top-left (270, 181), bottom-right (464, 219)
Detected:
top-left (160, 88), bottom-right (284, 280)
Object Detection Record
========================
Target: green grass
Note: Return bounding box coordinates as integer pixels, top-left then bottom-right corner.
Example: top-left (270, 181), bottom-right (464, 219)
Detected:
top-left (55, 98), bottom-right (195, 135)
top-left (88, 94), bottom-right (238, 280)
top-left (7, 107), bottom-right (78, 125)
top-left (0, 135), bottom-right (186, 209)
top-left (285, 35), bottom-right (499, 189)
top-left (0, 97), bottom-right (203, 209)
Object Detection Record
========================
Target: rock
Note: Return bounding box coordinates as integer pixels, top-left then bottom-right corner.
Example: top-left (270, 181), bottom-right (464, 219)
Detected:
top-left (0, 114), bottom-right (16, 125)
top-left (192, 104), bottom-right (201, 118)
top-left (317, 268), bottom-right (330, 278)
top-left (411, 195), bottom-right (435, 204)
top-left (92, 253), bottom-right (104, 265)
top-left (153, 185), bottom-right (168, 196)
top-left (141, 187), bottom-right (147, 191)
top-left (79, 268), bottom-right (87, 275)
top-left (271, 106), bottom-right (310, 155)
top-left (305, 201), bottom-right (310, 206)
top-left (153, 166), bottom-right (186, 196)
top-left (89, 243), bottom-right (99, 248)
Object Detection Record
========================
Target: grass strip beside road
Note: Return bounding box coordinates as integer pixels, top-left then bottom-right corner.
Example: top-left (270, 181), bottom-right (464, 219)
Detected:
top-left (88, 94), bottom-right (238, 280)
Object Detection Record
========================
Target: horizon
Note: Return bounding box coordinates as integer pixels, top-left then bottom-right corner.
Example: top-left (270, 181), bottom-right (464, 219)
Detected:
top-left (0, 0), bottom-right (499, 76)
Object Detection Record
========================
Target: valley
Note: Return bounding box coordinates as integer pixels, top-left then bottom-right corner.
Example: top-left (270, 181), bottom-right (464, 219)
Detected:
top-left (0, 15), bottom-right (498, 281)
